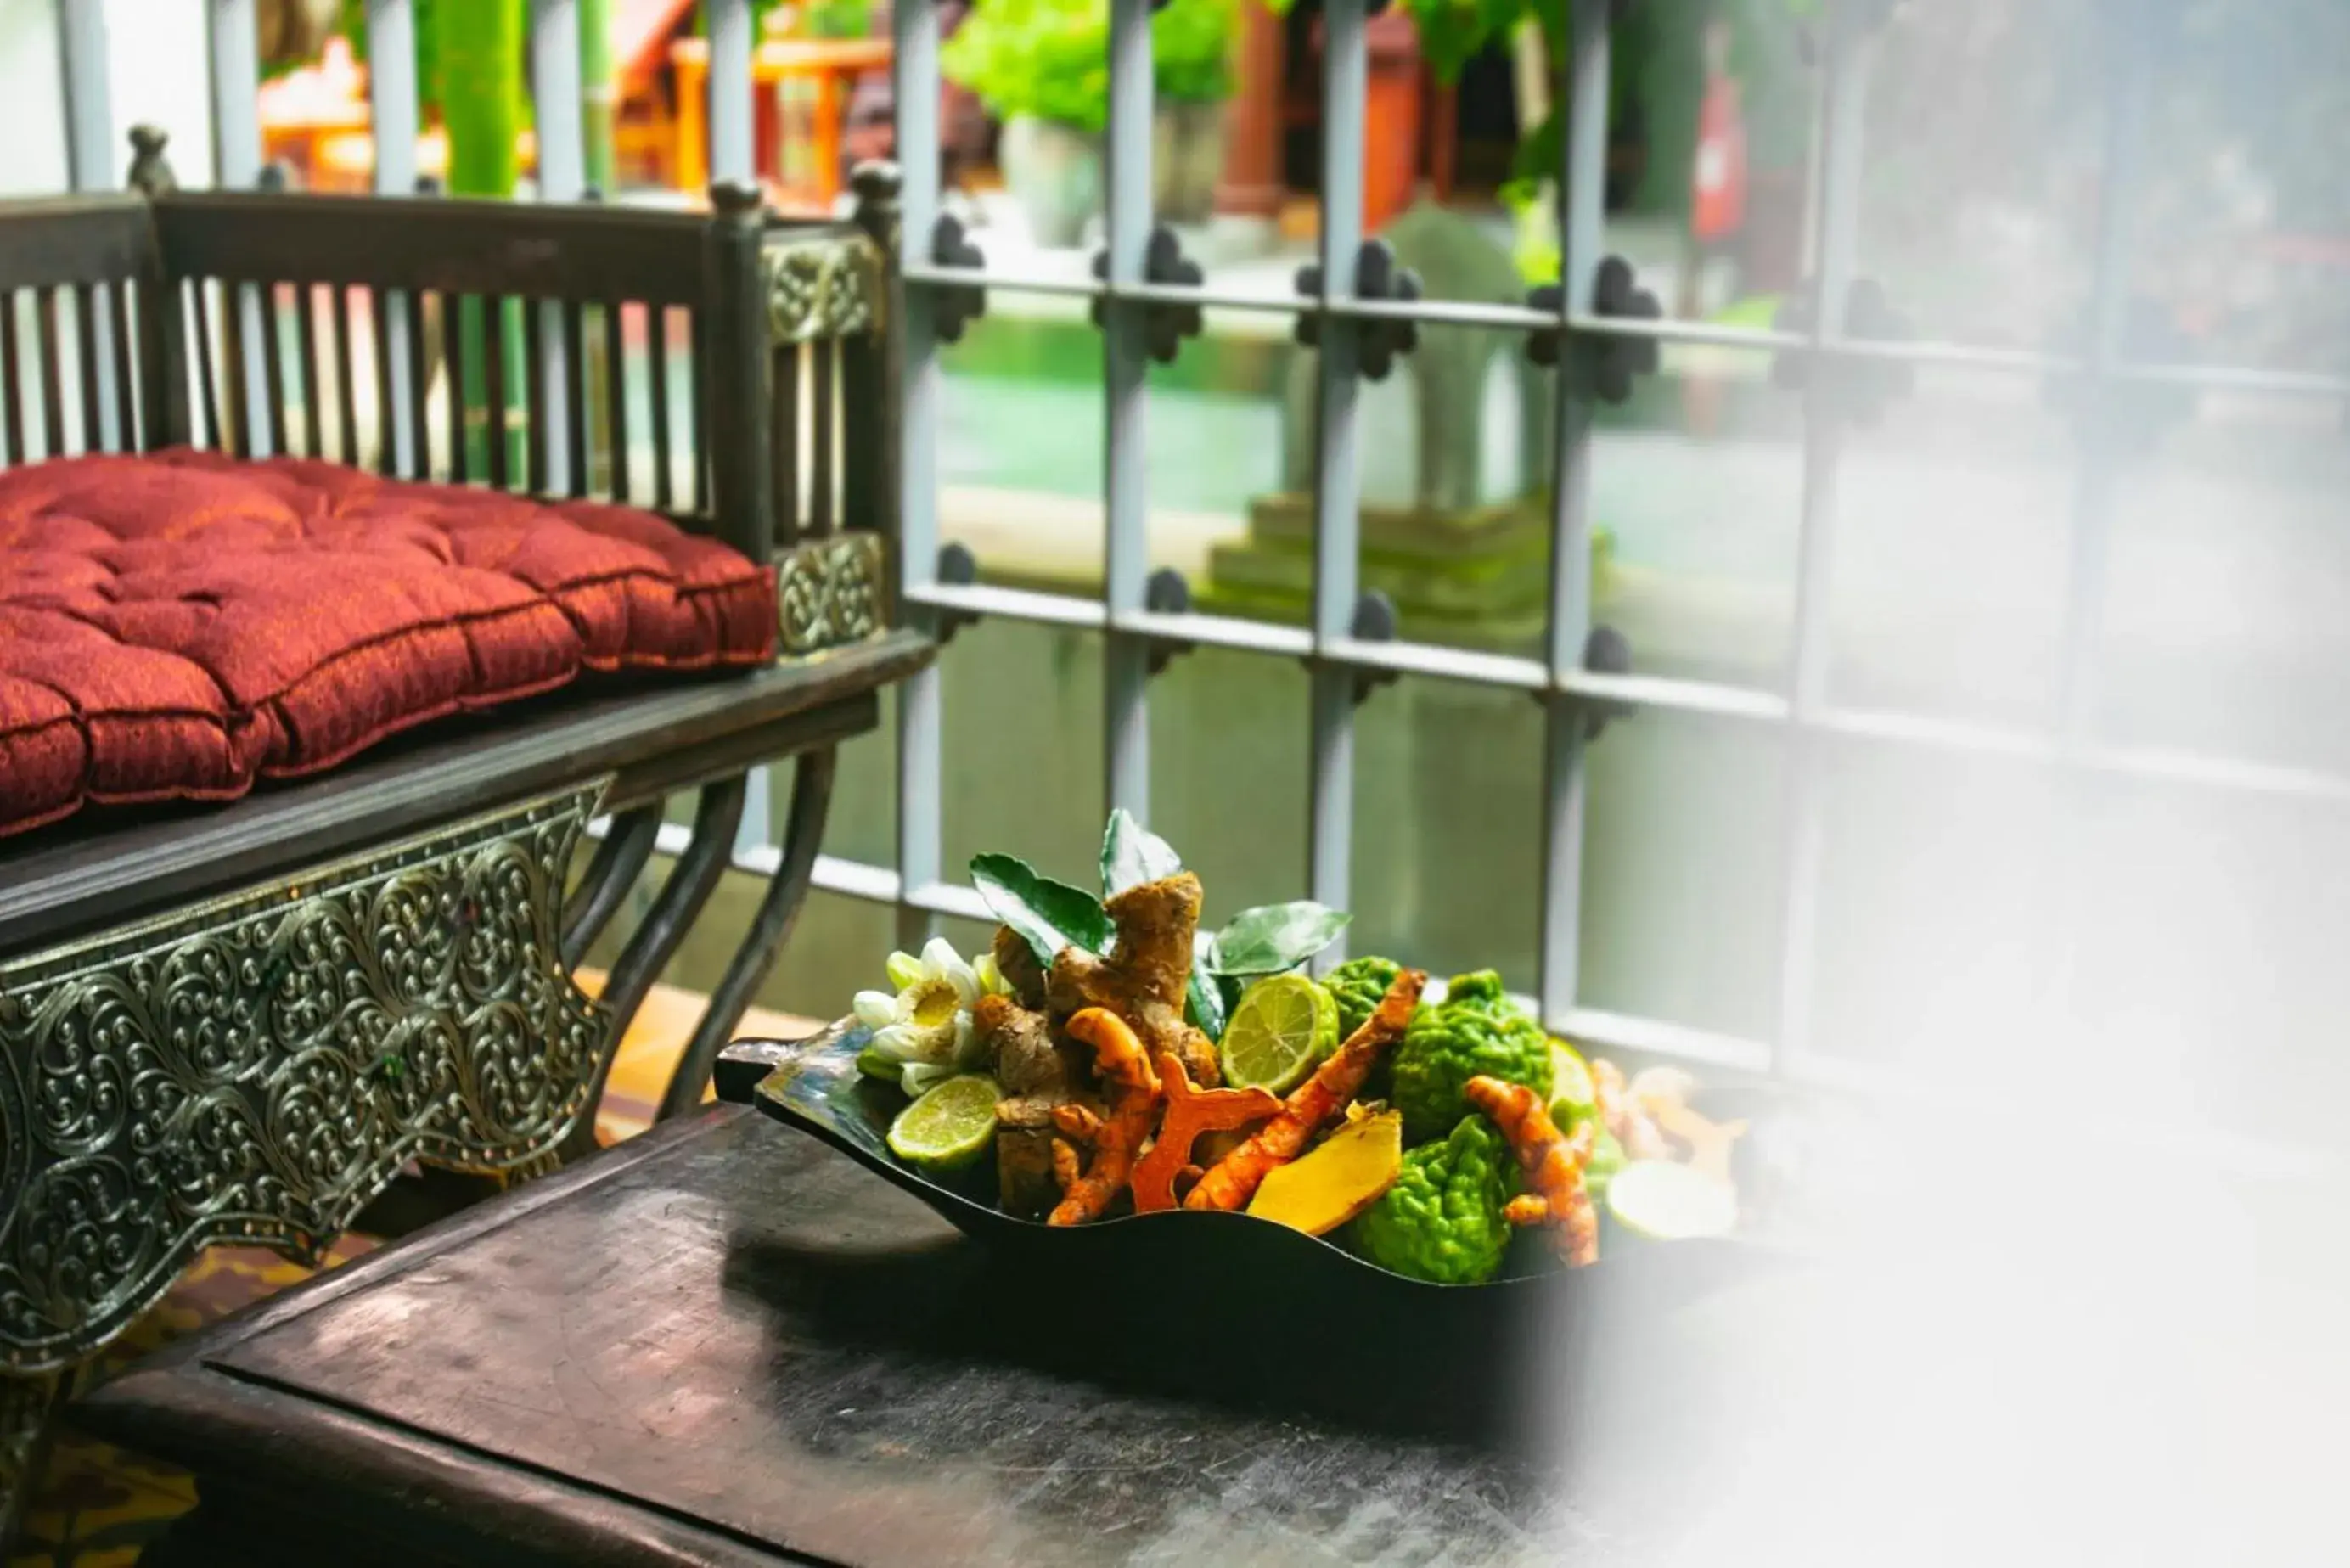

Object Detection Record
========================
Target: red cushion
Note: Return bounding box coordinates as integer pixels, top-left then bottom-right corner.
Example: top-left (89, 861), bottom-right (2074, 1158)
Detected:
top-left (0, 451), bottom-right (776, 838)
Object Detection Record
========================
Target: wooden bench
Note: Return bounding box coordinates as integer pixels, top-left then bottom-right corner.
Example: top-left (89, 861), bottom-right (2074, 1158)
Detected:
top-left (0, 132), bottom-right (930, 1536)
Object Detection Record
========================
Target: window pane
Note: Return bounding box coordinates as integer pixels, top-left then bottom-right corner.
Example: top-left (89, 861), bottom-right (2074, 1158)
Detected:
top-left (1824, 363), bottom-right (2076, 728)
top-left (1577, 708), bottom-right (1787, 1043)
top-left (2094, 390), bottom-right (2350, 777)
top-left (938, 618), bottom-right (1105, 890)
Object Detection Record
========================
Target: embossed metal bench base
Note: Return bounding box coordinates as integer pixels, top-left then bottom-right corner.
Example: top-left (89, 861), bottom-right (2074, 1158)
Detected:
top-left (1, 786), bottom-right (607, 1378)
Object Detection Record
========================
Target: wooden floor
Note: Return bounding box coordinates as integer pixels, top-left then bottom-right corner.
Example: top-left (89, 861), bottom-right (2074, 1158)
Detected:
top-left (7, 983), bottom-right (819, 1568)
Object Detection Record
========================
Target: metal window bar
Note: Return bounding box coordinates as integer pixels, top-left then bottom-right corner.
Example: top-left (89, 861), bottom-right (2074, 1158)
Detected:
top-left (1100, 0), bottom-right (1155, 823)
top-left (1302, 0), bottom-right (1370, 969)
top-left (206, 0), bottom-right (2336, 1130)
top-left (698, 0), bottom-right (776, 865)
top-left (891, 0), bottom-right (947, 954)
top-left (1766, 0), bottom-right (1875, 1078)
top-left (368, 0), bottom-right (421, 476)
top-left (2033, 7), bottom-right (2162, 1049)
top-left (58, 0), bottom-right (123, 453)
top-left (207, 0), bottom-right (273, 457)
top-left (533, 0), bottom-right (585, 496)
top-left (1536, 0), bottom-right (1614, 1024)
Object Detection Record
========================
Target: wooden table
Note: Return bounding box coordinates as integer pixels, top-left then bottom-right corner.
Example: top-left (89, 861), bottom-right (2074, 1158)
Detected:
top-left (75, 1106), bottom-right (1610, 1567)
top-left (672, 37), bottom-right (894, 213)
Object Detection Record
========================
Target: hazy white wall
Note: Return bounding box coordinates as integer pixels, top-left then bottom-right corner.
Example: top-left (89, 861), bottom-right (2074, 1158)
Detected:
top-left (0, 0), bottom-right (71, 194)
top-left (0, 0), bottom-right (214, 195)
top-left (103, 0), bottom-right (214, 187)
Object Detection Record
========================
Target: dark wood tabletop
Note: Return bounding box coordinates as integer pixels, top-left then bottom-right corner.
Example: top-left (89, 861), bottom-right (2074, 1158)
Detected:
top-left (75, 1104), bottom-right (1666, 1568)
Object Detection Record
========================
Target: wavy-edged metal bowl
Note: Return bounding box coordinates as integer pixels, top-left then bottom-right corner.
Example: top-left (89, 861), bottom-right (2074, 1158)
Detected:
top-left (716, 1022), bottom-right (1764, 1436)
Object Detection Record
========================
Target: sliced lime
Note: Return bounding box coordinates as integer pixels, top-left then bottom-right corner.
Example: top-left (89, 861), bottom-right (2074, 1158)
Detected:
top-left (885, 1074), bottom-right (1001, 1173)
top-left (1218, 974), bottom-right (1339, 1095)
top-left (856, 1043), bottom-right (901, 1082)
top-left (1548, 1038), bottom-right (1595, 1123)
top-left (1605, 1158), bottom-right (1736, 1241)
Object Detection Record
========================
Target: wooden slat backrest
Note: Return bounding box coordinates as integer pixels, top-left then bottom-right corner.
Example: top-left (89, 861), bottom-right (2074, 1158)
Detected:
top-left (0, 195), bottom-right (160, 464)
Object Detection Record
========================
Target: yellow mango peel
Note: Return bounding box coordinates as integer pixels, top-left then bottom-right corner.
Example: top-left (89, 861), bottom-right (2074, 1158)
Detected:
top-left (1245, 1109), bottom-right (1404, 1236)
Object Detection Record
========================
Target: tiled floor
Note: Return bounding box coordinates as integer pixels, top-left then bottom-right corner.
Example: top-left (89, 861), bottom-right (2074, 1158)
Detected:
top-left (6, 979), bottom-right (816, 1567)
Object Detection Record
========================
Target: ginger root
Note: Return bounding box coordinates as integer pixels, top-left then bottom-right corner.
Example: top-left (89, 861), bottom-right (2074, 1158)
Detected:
top-left (1186, 968), bottom-right (1425, 1212)
top-left (1048, 873), bottom-right (1220, 1088)
top-left (1592, 1056), bottom-right (1673, 1162)
top-left (992, 924), bottom-right (1048, 1009)
top-left (1129, 1054), bottom-right (1280, 1214)
top-left (1465, 1074), bottom-right (1599, 1267)
top-left (1047, 1008), bottom-right (1161, 1226)
top-left (1628, 1065), bottom-right (1747, 1183)
top-left (979, 992), bottom-right (1091, 1218)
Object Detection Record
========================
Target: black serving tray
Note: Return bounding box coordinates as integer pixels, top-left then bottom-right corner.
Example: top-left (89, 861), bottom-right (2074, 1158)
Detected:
top-left (715, 1022), bottom-right (1769, 1441)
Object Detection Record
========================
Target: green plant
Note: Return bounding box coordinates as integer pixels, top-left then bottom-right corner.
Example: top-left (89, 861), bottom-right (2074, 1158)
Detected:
top-left (800, 0), bottom-right (874, 38)
top-left (942, 0), bottom-right (1236, 133)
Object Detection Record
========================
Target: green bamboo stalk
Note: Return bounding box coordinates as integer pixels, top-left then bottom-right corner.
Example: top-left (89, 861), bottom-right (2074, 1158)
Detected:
top-left (436, 1), bottom-right (527, 478)
top-left (580, 0), bottom-right (616, 194)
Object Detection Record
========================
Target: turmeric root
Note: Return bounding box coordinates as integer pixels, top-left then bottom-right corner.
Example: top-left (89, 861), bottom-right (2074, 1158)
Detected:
top-left (1047, 874), bottom-right (1221, 1088)
top-left (1465, 1074), bottom-right (1599, 1267)
top-left (1047, 1008), bottom-right (1161, 1226)
top-left (1185, 968), bottom-right (1426, 1212)
top-left (1129, 1054), bottom-right (1281, 1214)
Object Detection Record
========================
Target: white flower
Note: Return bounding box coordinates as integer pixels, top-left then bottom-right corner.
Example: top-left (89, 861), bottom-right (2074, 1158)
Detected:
top-left (852, 937), bottom-right (1001, 1096)
top-left (898, 1060), bottom-right (959, 1096)
top-left (974, 949), bottom-right (1008, 998)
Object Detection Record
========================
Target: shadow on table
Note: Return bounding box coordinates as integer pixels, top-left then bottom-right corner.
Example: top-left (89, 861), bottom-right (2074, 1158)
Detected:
top-left (716, 1209), bottom-right (1762, 1464)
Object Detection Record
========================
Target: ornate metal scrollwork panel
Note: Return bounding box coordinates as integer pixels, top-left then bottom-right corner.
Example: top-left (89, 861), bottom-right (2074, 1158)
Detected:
top-left (0, 786), bottom-right (612, 1373)
top-left (763, 230), bottom-right (885, 344)
top-left (776, 533), bottom-right (888, 657)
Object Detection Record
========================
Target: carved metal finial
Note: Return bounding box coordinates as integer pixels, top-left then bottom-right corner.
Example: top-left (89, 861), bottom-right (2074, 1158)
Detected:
top-left (126, 124), bottom-right (176, 196)
top-left (849, 160), bottom-right (902, 255)
top-left (711, 180), bottom-right (765, 219)
top-left (849, 160), bottom-right (902, 210)
top-left (1296, 239), bottom-right (1422, 381)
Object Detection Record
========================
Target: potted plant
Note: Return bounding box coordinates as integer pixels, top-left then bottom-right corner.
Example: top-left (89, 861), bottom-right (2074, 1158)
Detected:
top-left (943, 0), bottom-right (1236, 247)
top-left (1150, 0), bottom-right (1236, 223)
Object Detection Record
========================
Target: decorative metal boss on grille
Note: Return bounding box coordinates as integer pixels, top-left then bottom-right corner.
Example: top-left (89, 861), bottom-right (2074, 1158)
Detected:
top-left (930, 214), bottom-right (989, 346)
top-left (1526, 255), bottom-right (1663, 403)
top-left (1295, 239), bottom-right (1424, 382)
top-left (1091, 224), bottom-right (1206, 364)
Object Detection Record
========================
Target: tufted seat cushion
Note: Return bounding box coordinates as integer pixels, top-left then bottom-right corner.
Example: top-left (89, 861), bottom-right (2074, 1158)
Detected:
top-left (0, 451), bottom-right (775, 838)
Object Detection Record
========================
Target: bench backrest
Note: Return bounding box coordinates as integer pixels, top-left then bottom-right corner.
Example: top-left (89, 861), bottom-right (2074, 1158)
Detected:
top-left (0, 155), bottom-right (892, 569)
top-left (0, 194), bottom-right (160, 472)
